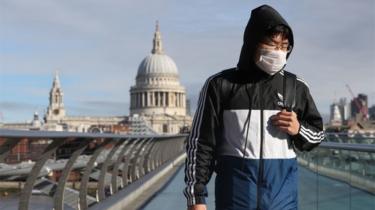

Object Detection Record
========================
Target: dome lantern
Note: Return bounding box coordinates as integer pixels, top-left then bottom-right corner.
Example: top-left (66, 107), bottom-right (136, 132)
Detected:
top-left (152, 20), bottom-right (164, 54)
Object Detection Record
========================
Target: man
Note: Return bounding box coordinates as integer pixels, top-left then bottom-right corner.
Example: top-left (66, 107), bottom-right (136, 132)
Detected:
top-left (183, 4), bottom-right (325, 210)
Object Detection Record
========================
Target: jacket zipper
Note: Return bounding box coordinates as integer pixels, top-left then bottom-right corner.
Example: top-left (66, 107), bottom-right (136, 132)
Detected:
top-left (256, 82), bottom-right (264, 210)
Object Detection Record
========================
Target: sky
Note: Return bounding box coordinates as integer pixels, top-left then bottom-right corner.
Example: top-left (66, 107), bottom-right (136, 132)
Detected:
top-left (0, 0), bottom-right (374, 123)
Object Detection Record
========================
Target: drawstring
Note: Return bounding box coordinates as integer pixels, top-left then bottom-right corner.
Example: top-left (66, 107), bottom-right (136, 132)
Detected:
top-left (241, 84), bottom-right (253, 171)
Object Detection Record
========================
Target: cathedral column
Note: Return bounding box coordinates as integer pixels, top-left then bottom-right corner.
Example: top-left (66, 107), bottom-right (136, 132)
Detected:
top-left (162, 92), bottom-right (166, 106)
top-left (170, 93), bottom-right (173, 107)
top-left (138, 93), bottom-right (141, 108)
top-left (134, 93), bottom-right (136, 108)
top-left (161, 92), bottom-right (164, 106)
top-left (183, 93), bottom-right (185, 108)
top-left (134, 93), bottom-right (137, 108)
top-left (148, 91), bottom-right (151, 106)
top-left (158, 92), bottom-right (161, 107)
top-left (156, 91), bottom-right (158, 106)
top-left (135, 93), bottom-right (138, 108)
top-left (180, 93), bottom-right (182, 107)
top-left (144, 92), bottom-right (147, 107)
top-left (154, 92), bottom-right (157, 106)
top-left (142, 92), bottom-right (147, 107)
top-left (176, 93), bottom-right (179, 107)
top-left (156, 92), bottom-right (159, 107)
top-left (142, 92), bottom-right (144, 107)
top-left (180, 93), bottom-right (184, 107)
top-left (161, 92), bottom-right (164, 107)
top-left (175, 93), bottom-right (177, 107)
top-left (181, 93), bottom-right (184, 108)
top-left (141, 92), bottom-right (144, 107)
top-left (152, 91), bottom-right (155, 106)
top-left (145, 92), bottom-right (148, 107)
top-left (166, 92), bottom-right (169, 107)
top-left (143, 92), bottom-right (146, 107)
top-left (178, 93), bottom-right (181, 107)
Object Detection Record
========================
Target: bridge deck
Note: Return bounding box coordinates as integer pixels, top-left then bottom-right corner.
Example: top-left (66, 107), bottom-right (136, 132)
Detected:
top-left (143, 165), bottom-right (375, 210)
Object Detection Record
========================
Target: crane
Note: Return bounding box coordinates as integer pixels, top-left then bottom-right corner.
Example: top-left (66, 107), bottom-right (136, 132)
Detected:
top-left (345, 84), bottom-right (368, 119)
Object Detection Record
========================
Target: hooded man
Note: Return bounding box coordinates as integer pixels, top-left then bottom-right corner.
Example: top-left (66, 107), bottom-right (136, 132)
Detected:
top-left (184, 4), bottom-right (324, 210)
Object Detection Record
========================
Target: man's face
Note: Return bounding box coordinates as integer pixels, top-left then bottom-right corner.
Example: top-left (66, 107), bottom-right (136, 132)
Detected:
top-left (254, 34), bottom-right (290, 62)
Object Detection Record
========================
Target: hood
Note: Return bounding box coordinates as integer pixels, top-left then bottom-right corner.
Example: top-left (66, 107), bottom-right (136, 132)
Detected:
top-left (237, 5), bottom-right (294, 73)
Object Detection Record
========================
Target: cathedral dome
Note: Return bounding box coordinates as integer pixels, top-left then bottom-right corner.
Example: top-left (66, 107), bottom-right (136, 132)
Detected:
top-left (136, 21), bottom-right (179, 78)
top-left (137, 54), bottom-right (178, 76)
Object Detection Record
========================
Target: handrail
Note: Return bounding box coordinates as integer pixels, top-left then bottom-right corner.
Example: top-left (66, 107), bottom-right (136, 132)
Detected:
top-left (0, 128), bottom-right (188, 210)
top-left (319, 142), bottom-right (375, 153)
top-left (299, 136), bottom-right (375, 199)
top-left (325, 132), bottom-right (375, 138)
top-left (0, 128), bottom-right (186, 139)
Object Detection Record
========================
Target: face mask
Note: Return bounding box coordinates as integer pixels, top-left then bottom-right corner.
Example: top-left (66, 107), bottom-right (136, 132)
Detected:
top-left (256, 49), bottom-right (287, 75)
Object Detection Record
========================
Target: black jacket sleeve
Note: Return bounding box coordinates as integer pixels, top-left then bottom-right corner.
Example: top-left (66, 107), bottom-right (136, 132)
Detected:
top-left (292, 86), bottom-right (325, 151)
top-left (183, 78), bottom-right (220, 206)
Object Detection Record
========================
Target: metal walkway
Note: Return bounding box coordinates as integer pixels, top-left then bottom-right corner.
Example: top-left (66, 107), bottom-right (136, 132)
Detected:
top-left (142, 164), bottom-right (375, 210)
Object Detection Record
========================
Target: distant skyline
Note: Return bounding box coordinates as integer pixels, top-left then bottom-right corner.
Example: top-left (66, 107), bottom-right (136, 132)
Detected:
top-left (1, 0), bottom-right (374, 122)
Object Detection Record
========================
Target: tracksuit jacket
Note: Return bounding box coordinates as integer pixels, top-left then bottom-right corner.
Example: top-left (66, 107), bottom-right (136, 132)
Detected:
top-left (183, 4), bottom-right (325, 210)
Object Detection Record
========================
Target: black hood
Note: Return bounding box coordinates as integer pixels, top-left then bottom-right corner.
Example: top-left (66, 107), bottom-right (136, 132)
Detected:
top-left (237, 5), bottom-right (294, 73)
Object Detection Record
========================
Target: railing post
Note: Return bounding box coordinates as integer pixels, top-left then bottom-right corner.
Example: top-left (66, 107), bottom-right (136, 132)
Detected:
top-left (143, 140), bottom-right (157, 174)
top-left (0, 129), bottom-right (190, 210)
top-left (150, 139), bottom-right (162, 170)
top-left (19, 138), bottom-right (68, 210)
top-left (121, 138), bottom-right (144, 186)
top-left (53, 138), bottom-right (88, 210)
top-left (130, 138), bottom-right (152, 181)
top-left (97, 139), bottom-right (124, 201)
top-left (110, 138), bottom-right (132, 193)
top-left (79, 138), bottom-right (114, 210)
top-left (135, 138), bottom-right (154, 177)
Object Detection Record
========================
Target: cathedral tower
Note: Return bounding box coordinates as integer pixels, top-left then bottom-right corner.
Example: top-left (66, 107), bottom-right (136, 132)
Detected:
top-left (45, 71), bottom-right (66, 122)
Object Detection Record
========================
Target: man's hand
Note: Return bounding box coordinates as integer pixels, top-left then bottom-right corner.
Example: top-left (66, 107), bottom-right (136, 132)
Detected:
top-left (188, 204), bottom-right (207, 210)
top-left (271, 109), bottom-right (300, 135)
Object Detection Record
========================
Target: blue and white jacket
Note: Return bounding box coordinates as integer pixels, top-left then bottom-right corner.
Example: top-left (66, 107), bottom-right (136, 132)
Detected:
top-left (184, 5), bottom-right (325, 210)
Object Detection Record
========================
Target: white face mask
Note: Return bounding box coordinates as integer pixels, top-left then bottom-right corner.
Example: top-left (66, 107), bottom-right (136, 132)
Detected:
top-left (256, 49), bottom-right (287, 75)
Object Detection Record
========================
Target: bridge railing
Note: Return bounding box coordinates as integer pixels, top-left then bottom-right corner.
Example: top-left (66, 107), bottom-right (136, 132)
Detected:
top-left (297, 133), bottom-right (375, 210)
top-left (0, 129), bottom-right (187, 210)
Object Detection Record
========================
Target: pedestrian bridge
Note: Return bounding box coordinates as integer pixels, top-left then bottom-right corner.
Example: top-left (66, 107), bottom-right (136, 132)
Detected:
top-left (143, 133), bottom-right (375, 210)
top-left (0, 129), bottom-right (186, 210)
top-left (0, 130), bottom-right (374, 210)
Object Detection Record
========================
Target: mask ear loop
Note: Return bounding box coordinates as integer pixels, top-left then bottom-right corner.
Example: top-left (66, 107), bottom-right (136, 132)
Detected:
top-left (287, 45), bottom-right (293, 53)
top-left (241, 84), bottom-right (253, 171)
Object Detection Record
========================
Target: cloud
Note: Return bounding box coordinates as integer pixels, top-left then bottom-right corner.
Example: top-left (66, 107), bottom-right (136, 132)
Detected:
top-left (0, 101), bottom-right (41, 122)
top-left (66, 100), bottom-right (129, 117)
top-left (0, 101), bottom-right (37, 111)
top-left (0, 0), bottom-right (374, 122)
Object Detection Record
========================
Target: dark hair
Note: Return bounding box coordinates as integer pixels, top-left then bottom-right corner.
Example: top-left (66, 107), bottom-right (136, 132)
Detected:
top-left (264, 24), bottom-right (291, 41)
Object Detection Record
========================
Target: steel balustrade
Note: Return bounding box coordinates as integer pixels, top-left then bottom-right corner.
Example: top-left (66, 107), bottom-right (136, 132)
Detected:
top-left (53, 138), bottom-right (88, 210)
top-left (297, 133), bottom-right (375, 209)
top-left (0, 129), bottom-right (187, 210)
top-left (110, 139), bottom-right (132, 194)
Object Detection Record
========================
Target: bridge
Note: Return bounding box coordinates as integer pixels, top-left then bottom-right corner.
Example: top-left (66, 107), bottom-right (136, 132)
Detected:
top-left (143, 133), bottom-right (375, 210)
top-left (0, 130), bottom-right (374, 210)
top-left (0, 129), bottom-right (186, 210)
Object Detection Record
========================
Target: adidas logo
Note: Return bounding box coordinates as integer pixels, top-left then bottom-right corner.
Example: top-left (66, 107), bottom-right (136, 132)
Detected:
top-left (277, 92), bottom-right (284, 107)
